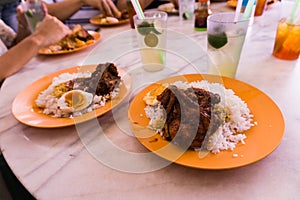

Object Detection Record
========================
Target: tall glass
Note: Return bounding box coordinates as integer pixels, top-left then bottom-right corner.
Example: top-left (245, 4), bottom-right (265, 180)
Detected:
top-left (134, 11), bottom-right (168, 72)
top-left (207, 12), bottom-right (249, 78)
top-left (178, 0), bottom-right (195, 20)
top-left (254, 0), bottom-right (267, 16)
top-left (22, 0), bottom-right (45, 33)
top-left (272, 18), bottom-right (300, 60)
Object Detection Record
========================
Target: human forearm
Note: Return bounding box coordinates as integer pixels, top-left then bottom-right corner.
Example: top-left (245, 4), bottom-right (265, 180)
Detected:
top-left (46, 0), bottom-right (85, 21)
top-left (116, 0), bottom-right (154, 11)
top-left (0, 34), bottom-right (43, 80)
top-left (0, 14), bottom-right (70, 81)
top-left (140, 0), bottom-right (154, 9)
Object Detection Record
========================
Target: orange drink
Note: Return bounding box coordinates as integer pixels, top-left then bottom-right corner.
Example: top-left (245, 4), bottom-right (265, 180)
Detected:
top-left (272, 18), bottom-right (300, 60)
top-left (254, 0), bottom-right (267, 16)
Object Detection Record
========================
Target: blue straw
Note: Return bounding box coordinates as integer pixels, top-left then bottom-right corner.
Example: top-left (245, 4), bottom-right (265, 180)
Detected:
top-left (242, 0), bottom-right (256, 20)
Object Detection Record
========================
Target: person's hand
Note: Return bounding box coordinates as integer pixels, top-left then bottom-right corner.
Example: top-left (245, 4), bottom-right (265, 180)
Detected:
top-left (15, 2), bottom-right (49, 42)
top-left (16, 4), bottom-right (31, 41)
top-left (82, 0), bottom-right (122, 18)
top-left (33, 15), bottom-right (71, 47)
top-left (170, 0), bottom-right (179, 9)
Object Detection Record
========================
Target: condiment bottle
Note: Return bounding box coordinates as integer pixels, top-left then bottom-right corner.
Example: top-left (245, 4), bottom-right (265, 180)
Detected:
top-left (194, 0), bottom-right (211, 31)
top-left (126, 0), bottom-right (136, 29)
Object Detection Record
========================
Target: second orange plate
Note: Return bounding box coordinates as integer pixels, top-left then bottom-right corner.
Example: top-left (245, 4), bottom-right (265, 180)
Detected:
top-left (89, 16), bottom-right (129, 26)
top-left (12, 65), bottom-right (131, 128)
top-left (128, 74), bottom-right (285, 170)
top-left (38, 31), bottom-right (101, 55)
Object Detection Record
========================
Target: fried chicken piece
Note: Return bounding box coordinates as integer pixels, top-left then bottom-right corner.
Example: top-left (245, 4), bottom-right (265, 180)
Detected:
top-left (74, 63), bottom-right (121, 97)
top-left (157, 85), bottom-right (222, 149)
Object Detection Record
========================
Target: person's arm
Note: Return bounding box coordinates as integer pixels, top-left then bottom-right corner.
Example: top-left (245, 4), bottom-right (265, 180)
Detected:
top-left (46, 0), bottom-right (127, 20)
top-left (46, 0), bottom-right (85, 21)
top-left (0, 15), bottom-right (70, 81)
top-left (116, 0), bottom-right (155, 12)
top-left (0, 33), bottom-right (44, 80)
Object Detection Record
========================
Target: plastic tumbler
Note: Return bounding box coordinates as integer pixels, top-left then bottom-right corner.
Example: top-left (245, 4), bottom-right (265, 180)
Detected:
top-left (22, 0), bottom-right (45, 33)
top-left (272, 18), bottom-right (300, 60)
top-left (179, 0), bottom-right (195, 20)
top-left (134, 11), bottom-right (168, 72)
top-left (254, 0), bottom-right (267, 16)
top-left (207, 12), bottom-right (250, 78)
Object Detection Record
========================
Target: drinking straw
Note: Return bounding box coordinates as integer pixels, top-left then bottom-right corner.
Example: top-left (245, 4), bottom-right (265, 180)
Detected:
top-left (130, 0), bottom-right (145, 19)
top-left (130, 0), bottom-right (166, 64)
top-left (242, 0), bottom-right (256, 20)
top-left (289, 0), bottom-right (300, 24)
top-left (234, 0), bottom-right (243, 22)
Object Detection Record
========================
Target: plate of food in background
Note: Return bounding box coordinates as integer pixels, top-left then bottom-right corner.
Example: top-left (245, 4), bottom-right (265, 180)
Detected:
top-left (38, 24), bottom-right (101, 55)
top-left (128, 74), bottom-right (285, 170)
top-left (89, 11), bottom-right (129, 26)
top-left (227, 0), bottom-right (237, 8)
top-left (158, 3), bottom-right (179, 15)
top-left (12, 63), bottom-right (132, 128)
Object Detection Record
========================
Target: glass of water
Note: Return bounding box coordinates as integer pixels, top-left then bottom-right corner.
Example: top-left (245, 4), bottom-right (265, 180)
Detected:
top-left (22, 0), bottom-right (45, 33)
top-left (134, 11), bottom-right (168, 72)
top-left (179, 0), bottom-right (195, 20)
top-left (207, 12), bottom-right (250, 78)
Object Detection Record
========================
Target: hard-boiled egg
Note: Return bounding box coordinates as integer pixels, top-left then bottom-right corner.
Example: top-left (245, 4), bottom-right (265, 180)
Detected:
top-left (57, 90), bottom-right (93, 112)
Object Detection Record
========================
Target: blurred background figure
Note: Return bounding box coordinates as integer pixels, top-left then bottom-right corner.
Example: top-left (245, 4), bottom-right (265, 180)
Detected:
top-left (0, 0), bottom-right (20, 32)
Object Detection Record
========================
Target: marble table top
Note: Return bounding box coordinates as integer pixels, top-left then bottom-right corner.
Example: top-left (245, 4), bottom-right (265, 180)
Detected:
top-left (0, 2), bottom-right (299, 200)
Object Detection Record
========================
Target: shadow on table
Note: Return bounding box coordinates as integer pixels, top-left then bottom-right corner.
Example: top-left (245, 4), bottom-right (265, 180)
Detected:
top-left (0, 155), bottom-right (35, 200)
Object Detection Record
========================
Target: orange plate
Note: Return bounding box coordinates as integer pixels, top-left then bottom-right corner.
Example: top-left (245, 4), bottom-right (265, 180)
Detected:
top-left (227, 0), bottom-right (238, 8)
top-left (38, 31), bottom-right (101, 55)
top-left (89, 16), bottom-right (129, 26)
top-left (128, 74), bottom-right (285, 170)
top-left (12, 65), bottom-right (131, 128)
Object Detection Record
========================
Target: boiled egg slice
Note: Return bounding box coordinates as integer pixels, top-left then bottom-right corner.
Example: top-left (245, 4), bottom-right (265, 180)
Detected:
top-left (57, 90), bottom-right (93, 112)
top-left (143, 83), bottom-right (168, 106)
top-left (99, 17), bottom-right (119, 24)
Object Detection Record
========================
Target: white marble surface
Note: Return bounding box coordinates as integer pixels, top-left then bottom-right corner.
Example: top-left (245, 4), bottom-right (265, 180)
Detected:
top-left (1, 2), bottom-right (300, 200)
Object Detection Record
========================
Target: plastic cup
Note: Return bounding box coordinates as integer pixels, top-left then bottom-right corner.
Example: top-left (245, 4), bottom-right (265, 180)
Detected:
top-left (127, 0), bottom-right (145, 29)
top-left (133, 11), bottom-right (168, 72)
top-left (178, 0), bottom-right (195, 20)
top-left (207, 12), bottom-right (249, 78)
top-left (272, 18), bottom-right (300, 60)
top-left (254, 0), bottom-right (267, 16)
top-left (23, 0), bottom-right (45, 33)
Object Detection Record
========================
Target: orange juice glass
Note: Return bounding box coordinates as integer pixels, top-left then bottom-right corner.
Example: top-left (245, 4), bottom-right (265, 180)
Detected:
top-left (254, 0), bottom-right (267, 16)
top-left (272, 18), bottom-right (300, 60)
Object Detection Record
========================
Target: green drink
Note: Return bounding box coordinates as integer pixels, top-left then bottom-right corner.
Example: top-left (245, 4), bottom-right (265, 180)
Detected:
top-left (134, 11), bottom-right (167, 72)
top-left (23, 0), bottom-right (45, 33)
top-left (207, 13), bottom-right (249, 78)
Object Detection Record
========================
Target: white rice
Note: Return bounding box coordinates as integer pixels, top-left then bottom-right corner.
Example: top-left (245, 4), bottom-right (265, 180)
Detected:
top-left (144, 80), bottom-right (255, 154)
top-left (35, 72), bottom-right (119, 118)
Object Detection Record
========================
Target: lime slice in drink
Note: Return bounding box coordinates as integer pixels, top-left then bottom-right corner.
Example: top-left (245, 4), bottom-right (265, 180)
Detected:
top-left (182, 12), bottom-right (192, 20)
top-left (208, 32), bottom-right (228, 49)
top-left (26, 10), bottom-right (34, 18)
top-left (137, 21), bottom-right (153, 36)
top-left (144, 33), bottom-right (159, 47)
top-left (152, 20), bottom-right (163, 35)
